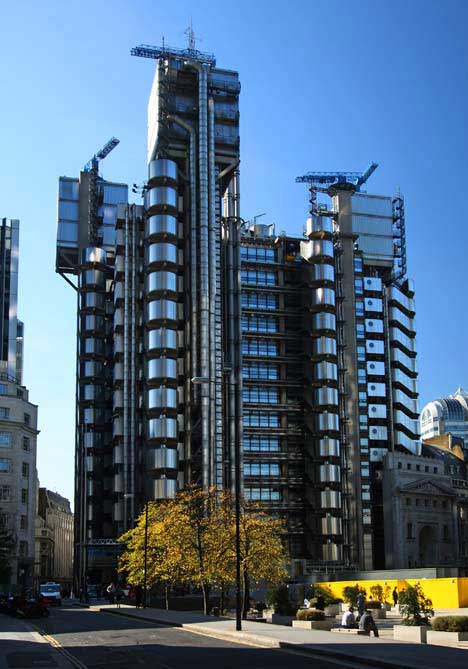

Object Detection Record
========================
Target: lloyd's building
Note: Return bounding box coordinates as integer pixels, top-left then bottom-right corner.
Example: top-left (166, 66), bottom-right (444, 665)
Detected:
top-left (55, 39), bottom-right (419, 587)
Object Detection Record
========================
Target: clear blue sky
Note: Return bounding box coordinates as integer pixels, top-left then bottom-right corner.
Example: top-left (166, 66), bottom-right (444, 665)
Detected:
top-left (1, 0), bottom-right (467, 503)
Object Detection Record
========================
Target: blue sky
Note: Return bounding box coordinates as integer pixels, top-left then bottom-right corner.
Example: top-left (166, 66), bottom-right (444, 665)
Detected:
top-left (1, 0), bottom-right (467, 503)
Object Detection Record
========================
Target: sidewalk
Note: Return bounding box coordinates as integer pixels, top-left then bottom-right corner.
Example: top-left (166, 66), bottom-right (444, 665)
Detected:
top-left (100, 604), bottom-right (468, 669)
top-left (0, 613), bottom-right (76, 669)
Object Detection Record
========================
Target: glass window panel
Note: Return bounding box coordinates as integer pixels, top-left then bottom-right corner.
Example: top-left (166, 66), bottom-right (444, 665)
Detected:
top-left (0, 432), bottom-right (11, 447)
top-left (0, 459), bottom-right (11, 472)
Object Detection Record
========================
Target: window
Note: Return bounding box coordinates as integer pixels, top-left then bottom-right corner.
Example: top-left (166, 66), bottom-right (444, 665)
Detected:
top-left (415, 499), bottom-right (420, 506)
top-left (0, 384), bottom-right (7, 395)
top-left (0, 485), bottom-right (11, 501)
top-left (0, 432), bottom-right (11, 448)
top-left (244, 487), bottom-right (282, 501)
top-left (355, 278), bottom-right (363, 295)
top-left (359, 391), bottom-right (367, 407)
top-left (24, 413), bottom-right (30, 426)
top-left (355, 301), bottom-right (364, 317)
top-left (244, 462), bottom-right (280, 477)
top-left (241, 269), bottom-right (276, 286)
top-left (244, 436), bottom-right (280, 452)
top-left (240, 246), bottom-right (276, 263)
top-left (243, 386), bottom-right (279, 404)
top-left (354, 257), bottom-right (363, 272)
top-left (424, 499), bottom-right (429, 507)
top-left (359, 414), bottom-right (368, 428)
top-left (407, 463), bottom-right (412, 470)
top-left (360, 438), bottom-right (369, 452)
top-left (425, 465), bottom-right (429, 473)
top-left (358, 368), bottom-right (366, 384)
top-left (241, 314), bottom-right (277, 332)
top-left (17, 388), bottom-right (24, 399)
top-left (243, 363), bottom-right (279, 380)
top-left (416, 464), bottom-right (420, 471)
top-left (241, 292), bottom-right (277, 310)
top-left (244, 411), bottom-right (279, 428)
top-left (443, 525), bottom-right (450, 541)
top-left (22, 437), bottom-right (30, 451)
top-left (442, 501), bottom-right (447, 510)
top-left (0, 513), bottom-right (10, 529)
top-left (433, 500), bottom-right (438, 508)
top-left (362, 484), bottom-right (371, 501)
top-left (0, 408), bottom-right (10, 419)
top-left (407, 523), bottom-right (413, 539)
top-left (356, 323), bottom-right (365, 339)
top-left (406, 498), bottom-right (411, 506)
top-left (242, 339), bottom-right (278, 356)
top-left (22, 462), bottom-right (29, 478)
top-left (21, 488), bottom-right (28, 504)
top-left (357, 346), bottom-right (366, 362)
top-left (0, 459), bottom-right (11, 473)
top-left (361, 465), bottom-right (370, 477)
top-left (19, 541), bottom-right (28, 557)
top-left (398, 461), bottom-right (402, 469)
top-left (20, 515), bottom-right (27, 530)
top-left (434, 467), bottom-right (438, 474)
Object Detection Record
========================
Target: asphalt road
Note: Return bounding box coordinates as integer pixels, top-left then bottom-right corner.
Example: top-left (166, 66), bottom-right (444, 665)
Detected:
top-left (33, 606), bottom-right (356, 668)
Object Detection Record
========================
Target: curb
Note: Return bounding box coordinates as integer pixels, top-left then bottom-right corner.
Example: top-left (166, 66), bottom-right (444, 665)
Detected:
top-left (99, 608), bottom-right (420, 669)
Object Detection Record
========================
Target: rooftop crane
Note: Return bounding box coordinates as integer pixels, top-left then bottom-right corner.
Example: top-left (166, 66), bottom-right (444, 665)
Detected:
top-left (83, 137), bottom-right (120, 246)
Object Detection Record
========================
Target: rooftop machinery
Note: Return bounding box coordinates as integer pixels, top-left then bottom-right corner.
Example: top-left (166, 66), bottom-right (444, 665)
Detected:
top-left (83, 137), bottom-right (120, 247)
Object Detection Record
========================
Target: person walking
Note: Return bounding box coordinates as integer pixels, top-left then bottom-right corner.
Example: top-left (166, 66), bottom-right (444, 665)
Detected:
top-left (315, 594), bottom-right (325, 611)
top-left (106, 582), bottom-right (116, 605)
top-left (115, 584), bottom-right (123, 608)
top-left (341, 606), bottom-right (356, 628)
top-left (356, 591), bottom-right (366, 620)
top-left (392, 587), bottom-right (398, 607)
top-left (359, 609), bottom-right (379, 637)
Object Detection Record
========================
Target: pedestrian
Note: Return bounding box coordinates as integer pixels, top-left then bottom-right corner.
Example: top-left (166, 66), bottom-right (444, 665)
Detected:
top-left (115, 584), bottom-right (123, 608)
top-left (106, 582), bottom-right (116, 605)
top-left (392, 587), bottom-right (398, 606)
top-left (303, 597), bottom-right (310, 609)
top-left (359, 609), bottom-right (379, 637)
top-left (341, 606), bottom-right (356, 628)
top-left (356, 591), bottom-right (366, 620)
top-left (135, 584), bottom-right (143, 608)
top-left (315, 594), bottom-right (325, 611)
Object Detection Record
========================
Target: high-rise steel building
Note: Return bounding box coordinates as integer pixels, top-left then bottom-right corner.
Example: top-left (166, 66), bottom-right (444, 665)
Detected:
top-left (421, 388), bottom-right (468, 456)
top-left (58, 40), bottom-right (420, 585)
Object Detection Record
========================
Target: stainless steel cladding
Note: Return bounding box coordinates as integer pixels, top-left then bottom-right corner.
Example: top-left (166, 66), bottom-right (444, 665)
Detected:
top-left (147, 328), bottom-right (178, 353)
top-left (321, 515), bottom-right (342, 535)
top-left (312, 337), bottom-right (337, 357)
top-left (367, 361), bottom-right (386, 376)
top-left (305, 215), bottom-right (334, 237)
top-left (317, 412), bottom-right (340, 432)
top-left (319, 438), bottom-right (340, 457)
top-left (147, 214), bottom-right (178, 238)
top-left (147, 357), bottom-right (177, 382)
top-left (148, 387), bottom-right (178, 410)
top-left (367, 382), bottom-right (386, 396)
top-left (310, 264), bottom-right (335, 283)
top-left (312, 312), bottom-right (336, 332)
top-left (147, 299), bottom-right (178, 323)
top-left (312, 287), bottom-right (335, 308)
top-left (369, 425), bottom-right (388, 440)
top-left (322, 542), bottom-right (342, 561)
top-left (112, 445), bottom-right (123, 465)
top-left (149, 478), bottom-right (178, 500)
top-left (146, 447), bottom-right (179, 470)
top-left (365, 297), bottom-right (383, 312)
top-left (315, 387), bottom-right (339, 407)
top-left (147, 271), bottom-right (177, 295)
top-left (147, 186), bottom-right (177, 211)
top-left (148, 243), bottom-right (178, 266)
top-left (148, 417), bottom-right (178, 441)
top-left (300, 239), bottom-right (334, 261)
top-left (83, 269), bottom-right (105, 287)
top-left (82, 247), bottom-right (107, 265)
top-left (313, 361), bottom-right (338, 382)
top-left (319, 463), bottom-right (341, 483)
top-left (148, 159), bottom-right (178, 183)
top-left (321, 490), bottom-right (341, 508)
top-left (113, 473), bottom-right (123, 493)
top-left (113, 502), bottom-right (123, 522)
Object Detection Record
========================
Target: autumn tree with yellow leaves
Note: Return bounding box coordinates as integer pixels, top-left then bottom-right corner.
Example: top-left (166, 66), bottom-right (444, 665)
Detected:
top-left (118, 486), bottom-right (289, 615)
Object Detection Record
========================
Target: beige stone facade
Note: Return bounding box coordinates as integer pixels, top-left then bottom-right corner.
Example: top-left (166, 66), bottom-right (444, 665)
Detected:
top-left (35, 488), bottom-right (73, 588)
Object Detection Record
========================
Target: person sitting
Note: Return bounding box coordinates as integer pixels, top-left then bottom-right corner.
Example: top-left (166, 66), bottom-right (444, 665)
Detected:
top-left (341, 606), bottom-right (356, 628)
top-left (303, 597), bottom-right (310, 608)
top-left (359, 609), bottom-right (379, 637)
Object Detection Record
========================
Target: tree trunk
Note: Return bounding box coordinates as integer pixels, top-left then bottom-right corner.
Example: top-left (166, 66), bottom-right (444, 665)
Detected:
top-left (202, 583), bottom-right (210, 615)
top-left (220, 584), bottom-right (225, 615)
top-left (165, 585), bottom-right (169, 610)
top-left (242, 569), bottom-right (250, 620)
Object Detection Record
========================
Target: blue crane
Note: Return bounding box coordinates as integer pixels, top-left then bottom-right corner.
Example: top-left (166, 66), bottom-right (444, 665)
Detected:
top-left (83, 137), bottom-right (120, 173)
top-left (296, 162), bottom-right (378, 192)
top-left (83, 137), bottom-right (120, 246)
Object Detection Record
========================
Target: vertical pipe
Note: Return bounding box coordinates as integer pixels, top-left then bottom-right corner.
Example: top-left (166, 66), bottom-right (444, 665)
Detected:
top-left (208, 97), bottom-right (217, 485)
top-left (198, 64), bottom-right (210, 489)
top-left (123, 207), bottom-right (129, 529)
top-left (233, 170), bottom-right (243, 494)
top-left (131, 206), bottom-right (136, 522)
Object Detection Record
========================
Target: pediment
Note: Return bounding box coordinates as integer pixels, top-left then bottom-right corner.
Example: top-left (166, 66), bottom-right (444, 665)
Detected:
top-left (398, 478), bottom-right (455, 496)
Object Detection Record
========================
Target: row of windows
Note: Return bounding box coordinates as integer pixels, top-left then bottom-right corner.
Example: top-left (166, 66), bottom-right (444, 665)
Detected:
top-left (241, 315), bottom-right (277, 333)
top-left (0, 513), bottom-right (28, 530)
top-left (241, 270), bottom-right (276, 286)
top-left (0, 459), bottom-right (29, 476)
top-left (243, 363), bottom-right (279, 380)
top-left (397, 461), bottom-right (439, 474)
top-left (243, 436), bottom-right (280, 452)
top-left (244, 487), bottom-right (282, 501)
top-left (407, 523), bottom-right (450, 541)
top-left (243, 387), bottom-right (279, 404)
top-left (242, 292), bottom-right (277, 310)
top-left (0, 433), bottom-right (31, 450)
top-left (240, 246), bottom-right (276, 263)
top-left (242, 340), bottom-right (278, 356)
top-left (406, 497), bottom-right (448, 509)
top-left (244, 411), bottom-right (280, 428)
top-left (0, 408), bottom-right (10, 419)
top-left (244, 463), bottom-right (280, 476)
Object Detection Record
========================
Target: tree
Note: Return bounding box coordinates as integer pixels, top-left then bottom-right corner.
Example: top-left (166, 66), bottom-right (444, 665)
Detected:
top-left (0, 513), bottom-right (15, 583)
top-left (342, 584), bottom-right (367, 606)
top-left (370, 584), bottom-right (384, 602)
top-left (399, 583), bottom-right (434, 626)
